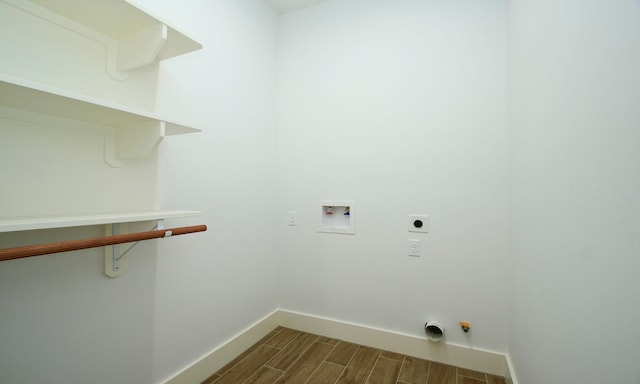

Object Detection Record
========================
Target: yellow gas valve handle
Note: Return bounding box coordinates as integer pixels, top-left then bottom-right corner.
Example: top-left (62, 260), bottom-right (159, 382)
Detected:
top-left (459, 322), bottom-right (470, 332)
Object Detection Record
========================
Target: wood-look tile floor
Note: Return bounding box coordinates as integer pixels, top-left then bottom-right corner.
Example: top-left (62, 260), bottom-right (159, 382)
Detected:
top-left (202, 327), bottom-right (506, 384)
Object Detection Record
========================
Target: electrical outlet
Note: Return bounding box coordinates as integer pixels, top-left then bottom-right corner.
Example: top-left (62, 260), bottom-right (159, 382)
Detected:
top-left (288, 211), bottom-right (297, 226)
top-left (409, 239), bottom-right (421, 257)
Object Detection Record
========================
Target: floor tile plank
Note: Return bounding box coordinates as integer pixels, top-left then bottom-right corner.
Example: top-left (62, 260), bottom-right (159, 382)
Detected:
top-left (265, 328), bottom-right (301, 349)
top-left (366, 356), bottom-right (402, 384)
top-left (243, 366), bottom-right (284, 384)
top-left (214, 345), bottom-right (280, 384)
top-left (267, 332), bottom-right (318, 371)
top-left (336, 346), bottom-right (380, 384)
top-left (216, 329), bottom-right (282, 375)
top-left (458, 367), bottom-right (487, 381)
top-left (325, 341), bottom-right (360, 366)
top-left (487, 374), bottom-right (506, 384)
top-left (306, 362), bottom-right (345, 384)
top-left (206, 328), bottom-right (507, 384)
top-left (458, 377), bottom-right (486, 384)
top-left (274, 341), bottom-right (334, 384)
top-left (398, 356), bottom-right (429, 384)
top-left (317, 336), bottom-right (340, 345)
top-left (380, 350), bottom-right (405, 361)
top-left (427, 363), bottom-right (456, 384)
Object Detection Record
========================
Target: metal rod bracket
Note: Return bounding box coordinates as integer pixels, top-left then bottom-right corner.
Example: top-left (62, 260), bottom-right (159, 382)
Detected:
top-left (105, 223), bottom-right (126, 278)
top-left (104, 219), bottom-right (167, 278)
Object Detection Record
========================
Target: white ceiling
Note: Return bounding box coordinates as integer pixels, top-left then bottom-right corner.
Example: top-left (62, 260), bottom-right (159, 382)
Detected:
top-left (264, 0), bottom-right (328, 14)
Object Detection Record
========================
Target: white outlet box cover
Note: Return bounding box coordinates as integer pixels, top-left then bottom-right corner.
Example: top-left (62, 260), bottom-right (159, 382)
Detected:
top-left (409, 214), bottom-right (429, 233)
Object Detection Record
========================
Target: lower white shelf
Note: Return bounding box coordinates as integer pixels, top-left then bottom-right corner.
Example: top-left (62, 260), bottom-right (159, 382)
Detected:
top-left (0, 210), bottom-right (200, 233)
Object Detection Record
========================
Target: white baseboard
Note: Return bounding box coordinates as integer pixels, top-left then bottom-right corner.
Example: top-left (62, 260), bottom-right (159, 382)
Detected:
top-left (163, 309), bottom-right (513, 383)
top-left (163, 309), bottom-right (281, 384)
top-left (504, 353), bottom-right (518, 384)
top-left (278, 309), bottom-right (508, 377)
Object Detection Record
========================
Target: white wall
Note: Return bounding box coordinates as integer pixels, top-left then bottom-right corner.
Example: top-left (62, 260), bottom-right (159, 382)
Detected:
top-left (0, 0), bottom-right (279, 383)
top-left (137, 0), bottom-right (281, 382)
top-left (7, 0), bottom-right (639, 382)
top-left (0, 224), bottom-right (158, 384)
top-left (0, 1), bottom-right (157, 112)
top-left (507, 0), bottom-right (640, 383)
top-left (277, 0), bottom-right (510, 352)
top-left (0, 2), bottom-right (159, 382)
top-left (0, 0), bottom-right (159, 217)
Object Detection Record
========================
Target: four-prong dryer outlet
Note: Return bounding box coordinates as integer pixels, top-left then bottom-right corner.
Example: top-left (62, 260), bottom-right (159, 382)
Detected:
top-left (409, 214), bottom-right (429, 233)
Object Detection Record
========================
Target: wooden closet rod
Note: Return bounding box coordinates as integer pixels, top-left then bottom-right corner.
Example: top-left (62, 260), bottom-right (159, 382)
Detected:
top-left (0, 225), bottom-right (207, 262)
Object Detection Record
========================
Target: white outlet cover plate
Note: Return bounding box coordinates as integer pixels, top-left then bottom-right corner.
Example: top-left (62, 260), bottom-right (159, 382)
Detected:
top-left (288, 211), bottom-right (297, 226)
top-left (409, 239), bottom-right (421, 257)
top-left (409, 214), bottom-right (429, 233)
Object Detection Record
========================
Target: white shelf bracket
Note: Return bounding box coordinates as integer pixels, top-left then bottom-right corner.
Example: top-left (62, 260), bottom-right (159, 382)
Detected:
top-left (116, 23), bottom-right (168, 72)
top-left (106, 41), bottom-right (129, 81)
top-left (105, 223), bottom-right (127, 278)
top-left (116, 121), bottom-right (166, 159)
top-left (3, 0), bottom-right (200, 81)
top-left (103, 121), bottom-right (165, 168)
top-left (104, 220), bottom-right (166, 278)
top-left (104, 133), bottom-right (126, 168)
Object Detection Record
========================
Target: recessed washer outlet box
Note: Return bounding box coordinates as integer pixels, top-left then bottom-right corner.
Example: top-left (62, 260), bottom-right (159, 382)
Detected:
top-left (318, 200), bottom-right (355, 234)
top-left (409, 214), bottom-right (429, 233)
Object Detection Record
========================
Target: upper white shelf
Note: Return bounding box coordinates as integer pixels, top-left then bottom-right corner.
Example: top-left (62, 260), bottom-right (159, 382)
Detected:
top-left (5, 0), bottom-right (202, 76)
top-left (31, 0), bottom-right (201, 55)
top-left (0, 74), bottom-right (199, 165)
top-left (0, 73), bottom-right (198, 135)
top-left (0, 210), bottom-right (201, 233)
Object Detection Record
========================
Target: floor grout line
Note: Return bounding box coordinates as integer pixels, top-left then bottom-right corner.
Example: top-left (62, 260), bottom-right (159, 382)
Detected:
top-left (265, 334), bottom-right (318, 371)
top-left (326, 342), bottom-right (349, 384)
top-left (457, 370), bottom-right (489, 383)
top-left (395, 356), bottom-right (406, 384)
top-left (335, 365), bottom-right (348, 384)
top-left (424, 360), bottom-right (430, 384)
top-left (216, 327), bottom-right (283, 380)
top-left (363, 349), bottom-right (382, 384)
top-left (300, 345), bottom-right (329, 384)
top-left (273, 369), bottom-right (285, 384)
top-left (334, 344), bottom-right (362, 384)
top-left (219, 328), bottom-right (284, 384)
